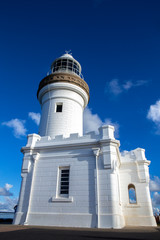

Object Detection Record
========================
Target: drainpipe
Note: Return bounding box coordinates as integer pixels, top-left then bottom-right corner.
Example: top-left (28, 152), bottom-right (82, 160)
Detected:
top-left (92, 148), bottom-right (100, 228)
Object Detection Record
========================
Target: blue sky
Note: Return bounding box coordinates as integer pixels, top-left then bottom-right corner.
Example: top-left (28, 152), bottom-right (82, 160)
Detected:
top-left (0, 0), bottom-right (160, 213)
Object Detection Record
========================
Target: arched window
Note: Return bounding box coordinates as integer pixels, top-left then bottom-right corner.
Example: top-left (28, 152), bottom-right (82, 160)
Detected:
top-left (128, 184), bottom-right (137, 204)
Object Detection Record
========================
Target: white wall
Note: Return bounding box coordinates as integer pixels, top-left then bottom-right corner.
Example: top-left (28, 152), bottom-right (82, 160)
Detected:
top-left (26, 148), bottom-right (97, 227)
top-left (38, 82), bottom-right (89, 138)
top-left (14, 128), bottom-right (156, 228)
top-left (119, 149), bottom-right (156, 226)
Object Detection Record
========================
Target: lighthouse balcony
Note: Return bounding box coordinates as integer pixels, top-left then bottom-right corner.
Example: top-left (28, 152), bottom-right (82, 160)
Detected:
top-left (52, 67), bottom-right (84, 80)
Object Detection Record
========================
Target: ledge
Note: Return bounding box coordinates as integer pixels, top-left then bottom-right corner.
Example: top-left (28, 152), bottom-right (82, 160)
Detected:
top-left (125, 204), bottom-right (140, 208)
top-left (51, 196), bottom-right (73, 203)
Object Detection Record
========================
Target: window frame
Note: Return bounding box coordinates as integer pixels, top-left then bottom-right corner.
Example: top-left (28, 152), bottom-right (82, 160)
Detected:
top-left (55, 102), bottom-right (63, 113)
top-left (128, 184), bottom-right (137, 204)
top-left (57, 166), bottom-right (70, 198)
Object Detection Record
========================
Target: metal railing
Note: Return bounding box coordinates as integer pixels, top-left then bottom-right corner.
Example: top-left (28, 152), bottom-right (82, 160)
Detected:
top-left (47, 68), bottom-right (84, 79)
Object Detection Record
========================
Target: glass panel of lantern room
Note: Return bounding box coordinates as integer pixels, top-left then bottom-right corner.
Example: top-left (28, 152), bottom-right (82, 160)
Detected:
top-left (56, 60), bottom-right (61, 71)
top-left (62, 59), bottom-right (67, 69)
top-left (68, 60), bottom-right (73, 71)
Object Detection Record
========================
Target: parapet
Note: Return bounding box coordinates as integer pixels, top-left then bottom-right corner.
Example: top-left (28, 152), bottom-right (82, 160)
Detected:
top-left (23, 124), bottom-right (117, 149)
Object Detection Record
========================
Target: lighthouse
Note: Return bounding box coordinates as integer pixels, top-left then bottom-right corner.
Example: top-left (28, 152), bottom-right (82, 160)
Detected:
top-left (14, 53), bottom-right (156, 228)
top-left (38, 53), bottom-right (89, 138)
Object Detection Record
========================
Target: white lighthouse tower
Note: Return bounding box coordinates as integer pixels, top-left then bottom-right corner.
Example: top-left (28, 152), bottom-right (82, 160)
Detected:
top-left (14, 53), bottom-right (156, 228)
top-left (38, 53), bottom-right (89, 138)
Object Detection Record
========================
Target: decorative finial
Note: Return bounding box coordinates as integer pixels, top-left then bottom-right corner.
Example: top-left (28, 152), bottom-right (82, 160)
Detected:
top-left (65, 50), bottom-right (72, 55)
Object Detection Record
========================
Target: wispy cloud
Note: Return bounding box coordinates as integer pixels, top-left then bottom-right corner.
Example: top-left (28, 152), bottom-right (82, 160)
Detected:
top-left (0, 184), bottom-right (13, 197)
top-left (150, 176), bottom-right (160, 213)
top-left (153, 207), bottom-right (160, 215)
top-left (83, 107), bottom-right (102, 134)
top-left (2, 119), bottom-right (27, 138)
top-left (150, 176), bottom-right (160, 192)
top-left (0, 197), bottom-right (18, 212)
top-left (105, 79), bottom-right (148, 96)
top-left (0, 184), bottom-right (18, 212)
top-left (152, 192), bottom-right (160, 208)
top-left (147, 100), bottom-right (160, 122)
top-left (28, 112), bottom-right (41, 125)
top-left (147, 100), bottom-right (160, 134)
top-left (83, 107), bottom-right (119, 137)
top-left (107, 79), bottom-right (122, 96)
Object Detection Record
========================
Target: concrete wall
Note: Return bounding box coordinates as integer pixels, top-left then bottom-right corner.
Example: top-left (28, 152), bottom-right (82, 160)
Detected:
top-left (14, 126), bottom-right (156, 228)
top-left (38, 82), bottom-right (88, 138)
top-left (25, 147), bottom-right (96, 227)
top-left (119, 149), bottom-right (156, 226)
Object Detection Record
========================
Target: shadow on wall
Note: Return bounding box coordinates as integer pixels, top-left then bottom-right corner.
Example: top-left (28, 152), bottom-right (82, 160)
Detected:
top-left (76, 152), bottom-right (97, 228)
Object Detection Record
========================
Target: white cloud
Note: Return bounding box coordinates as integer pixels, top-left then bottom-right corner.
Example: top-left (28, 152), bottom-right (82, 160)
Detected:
top-left (0, 184), bottom-right (18, 212)
top-left (106, 79), bottom-right (148, 96)
top-left (107, 79), bottom-right (122, 96)
top-left (28, 112), bottom-right (41, 125)
top-left (5, 184), bottom-right (13, 191)
top-left (129, 198), bottom-right (137, 204)
top-left (150, 176), bottom-right (160, 214)
top-left (0, 184), bottom-right (13, 197)
top-left (134, 80), bottom-right (148, 87)
top-left (152, 192), bottom-right (160, 207)
top-left (83, 107), bottom-right (119, 137)
top-left (153, 207), bottom-right (160, 215)
top-left (104, 118), bottom-right (119, 138)
top-left (2, 118), bottom-right (27, 138)
top-left (123, 80), bottom-right (133, 90)
top-left (147, 100), bottom-right (160, 122)
top-left (147, 100), bottom-right (160, 134)
top-left (0, 197), bottom-right (18, 212)
top-left (2, 112), bottom-right (41, 138)
top-left (150, 176), bottom-right (160, 192)
top-left (83, 107), bottom-right (102, 134)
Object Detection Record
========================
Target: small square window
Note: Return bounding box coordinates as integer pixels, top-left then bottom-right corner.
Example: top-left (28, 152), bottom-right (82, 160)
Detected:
top-left (56, 103), bottom-right (63, 112)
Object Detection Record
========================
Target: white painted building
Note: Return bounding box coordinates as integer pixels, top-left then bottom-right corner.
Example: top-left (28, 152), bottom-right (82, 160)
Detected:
top-left (13, 54), bottom-right (156, 228)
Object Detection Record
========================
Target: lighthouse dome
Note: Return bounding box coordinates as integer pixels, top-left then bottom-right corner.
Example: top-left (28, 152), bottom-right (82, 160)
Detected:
top-left (51, 53), bottom-right (82, 78)
top-left (60, 53), bottom-right (74, 59)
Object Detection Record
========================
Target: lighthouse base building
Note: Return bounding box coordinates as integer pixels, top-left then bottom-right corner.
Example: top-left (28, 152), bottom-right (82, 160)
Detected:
top-left (13, 53), bottom-right (156, 228)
